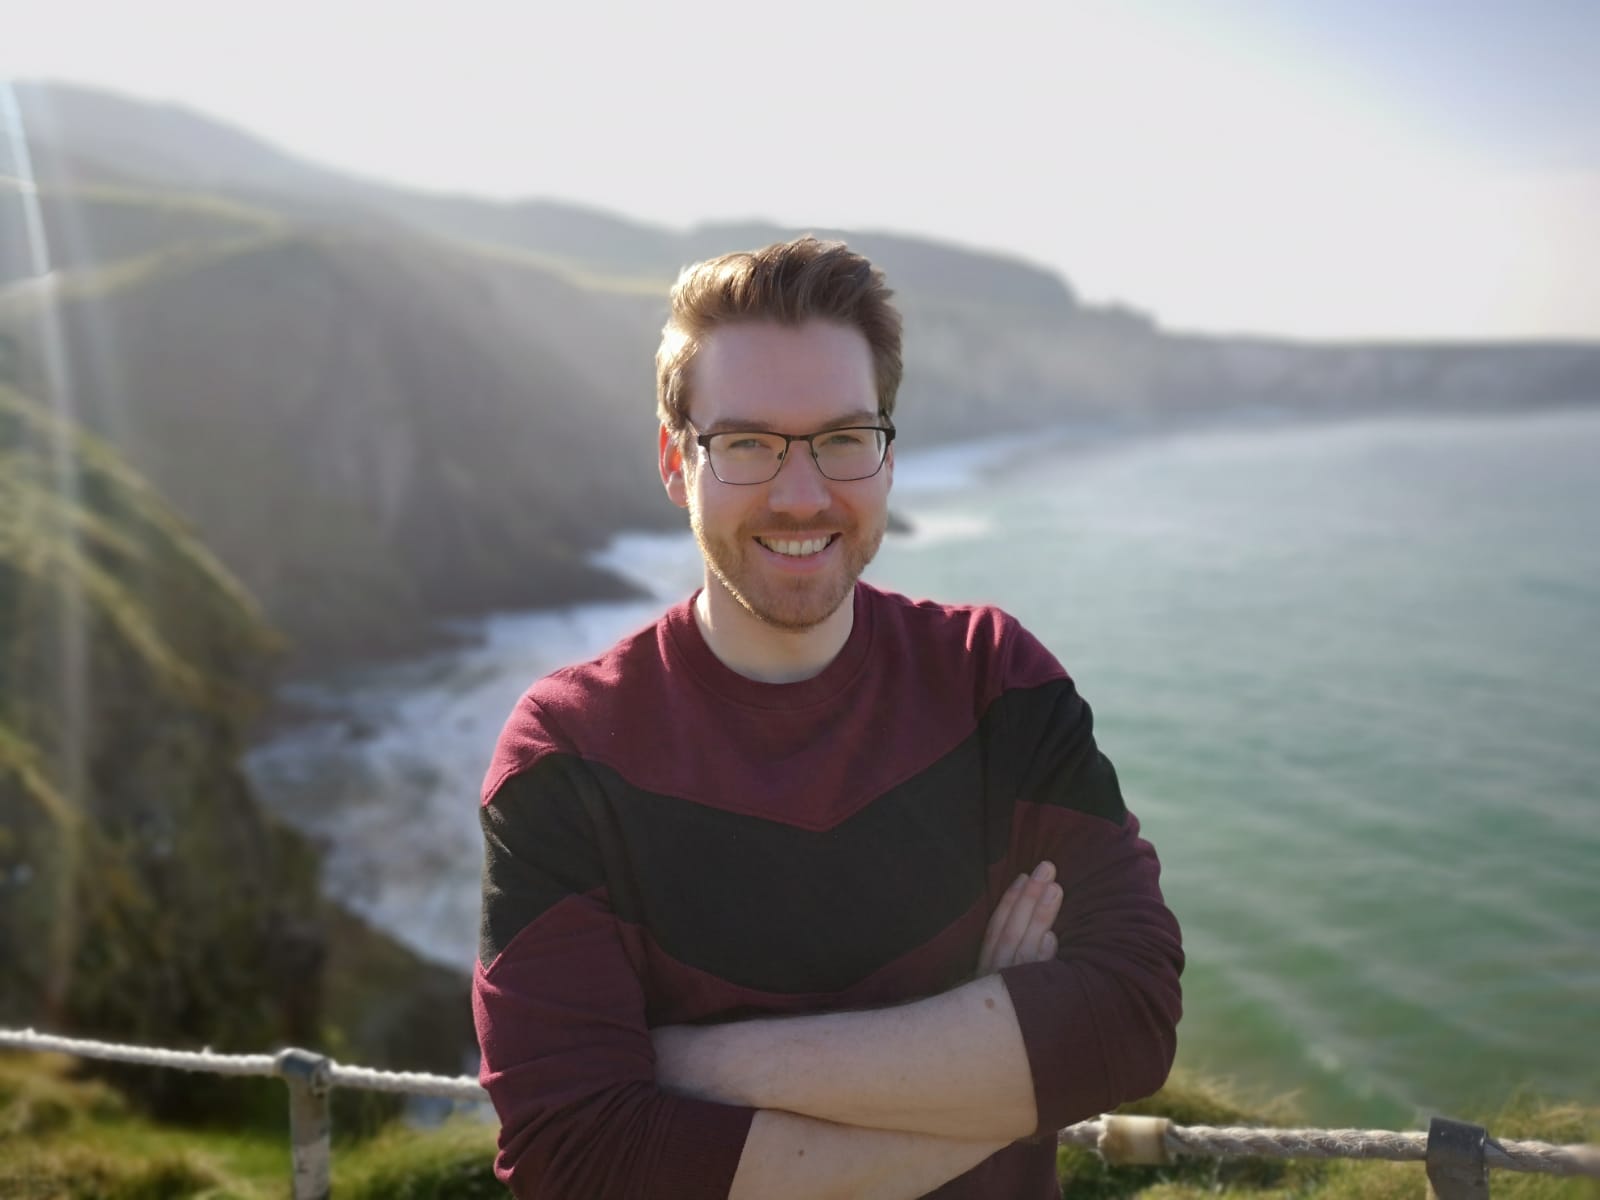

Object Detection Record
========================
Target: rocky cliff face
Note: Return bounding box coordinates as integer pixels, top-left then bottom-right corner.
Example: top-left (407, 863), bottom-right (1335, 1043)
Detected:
top-left (0, 224), bottom-right (665, 664)
top-left (0, 383), bottom-right (471, 1116)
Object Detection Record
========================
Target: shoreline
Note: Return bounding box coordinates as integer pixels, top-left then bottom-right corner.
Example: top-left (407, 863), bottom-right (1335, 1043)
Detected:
top-left (253, 401), bottom-right (1600, 714)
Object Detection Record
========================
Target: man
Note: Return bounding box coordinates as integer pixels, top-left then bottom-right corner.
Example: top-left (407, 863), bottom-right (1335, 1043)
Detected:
top-left (474, 236), bottom-right (1183, 1198)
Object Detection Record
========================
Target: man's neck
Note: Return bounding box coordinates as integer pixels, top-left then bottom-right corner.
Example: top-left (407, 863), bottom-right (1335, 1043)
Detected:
top-left (694, 580), bottom-right (856, 684)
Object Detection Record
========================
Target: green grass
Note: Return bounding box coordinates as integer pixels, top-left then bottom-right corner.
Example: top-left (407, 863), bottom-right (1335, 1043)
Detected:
top-left (332, 1121), bottom-right (499, 1200)
top-left (3, 1053), bottom-right (1593, 1198)
top-left (0, 1053), bottom-right (275, 1198)
top-left (0, 1053), bottom-right (495, 1199)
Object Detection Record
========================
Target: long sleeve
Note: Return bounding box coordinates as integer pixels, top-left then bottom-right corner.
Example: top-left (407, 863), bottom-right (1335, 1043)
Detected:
top-left (474, 752), bottom-right (756, 1198)
top-left (988, 636), bottom-right (1185, 1132)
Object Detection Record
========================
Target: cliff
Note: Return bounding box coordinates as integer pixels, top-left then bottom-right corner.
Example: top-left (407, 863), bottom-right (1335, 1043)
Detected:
top-left (0, 382), bottom-right (471, 1117)
top-left (0, 220), bottom-right (662, 663)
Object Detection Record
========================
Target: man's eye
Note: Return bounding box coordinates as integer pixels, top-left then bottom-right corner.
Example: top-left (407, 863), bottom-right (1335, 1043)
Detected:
top-left (821, 431), bottom-right (868, 449)
top-left (723, 436), bottom-right (776, 453)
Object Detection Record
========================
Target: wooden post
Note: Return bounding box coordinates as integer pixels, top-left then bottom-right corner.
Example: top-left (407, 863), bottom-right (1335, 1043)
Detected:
top-left (1426, 1115), bottom-right (1490, 1199)
top-left (277, 1048), bottom-right (332, 1200)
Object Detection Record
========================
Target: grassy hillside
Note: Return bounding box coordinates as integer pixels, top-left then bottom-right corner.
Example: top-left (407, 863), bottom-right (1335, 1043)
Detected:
top-left (0, 383), bottom-right (473, 1120)
top-left (1, 379), bottom-right (300, 1111)
top-left (0, 177), bottom-right (284, 284)
top-left (0, 203), bottom-right (667, 663)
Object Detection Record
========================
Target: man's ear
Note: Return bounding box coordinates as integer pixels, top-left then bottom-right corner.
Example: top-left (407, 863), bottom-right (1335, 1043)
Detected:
top-left (659, 424), bottom-right (689, 509)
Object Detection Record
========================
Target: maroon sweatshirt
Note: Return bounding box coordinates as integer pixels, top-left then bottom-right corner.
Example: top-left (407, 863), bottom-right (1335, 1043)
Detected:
top-left (474, 583), bottom-right (1183, 1198)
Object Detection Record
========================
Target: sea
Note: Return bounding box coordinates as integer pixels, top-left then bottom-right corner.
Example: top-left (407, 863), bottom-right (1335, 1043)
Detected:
top-left (244, 407), bottom-right (1600, 1129)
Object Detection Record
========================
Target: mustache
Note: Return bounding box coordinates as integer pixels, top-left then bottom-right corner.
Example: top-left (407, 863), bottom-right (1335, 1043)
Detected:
top-left (742, 513), bottom-right (857, 536)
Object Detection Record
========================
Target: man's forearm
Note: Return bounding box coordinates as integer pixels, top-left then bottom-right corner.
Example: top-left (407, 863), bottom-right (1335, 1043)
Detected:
top-left (729, 1109), bottom-right (1006, 1200)
top-left (656, 973), bottom-right (1039, 1142)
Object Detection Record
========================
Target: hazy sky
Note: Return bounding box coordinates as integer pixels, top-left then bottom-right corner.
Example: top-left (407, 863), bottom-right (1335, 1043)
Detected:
top-left (8, 0), bottom-right (1599, 340)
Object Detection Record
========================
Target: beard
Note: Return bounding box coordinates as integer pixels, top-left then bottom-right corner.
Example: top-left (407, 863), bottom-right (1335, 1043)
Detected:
top-left (689, 505), bottom-right (886, 632)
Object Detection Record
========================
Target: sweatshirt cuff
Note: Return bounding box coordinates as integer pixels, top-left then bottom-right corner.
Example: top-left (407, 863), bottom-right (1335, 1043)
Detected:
top-left (999, 959), bottom-right (1104, 1134)
top-left (650, 1095), bottom-right (758, 1197)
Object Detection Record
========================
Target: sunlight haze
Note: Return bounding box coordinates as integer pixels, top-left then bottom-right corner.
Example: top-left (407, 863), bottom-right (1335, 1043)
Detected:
top-left (8, 0), bottom-right (1599, 340)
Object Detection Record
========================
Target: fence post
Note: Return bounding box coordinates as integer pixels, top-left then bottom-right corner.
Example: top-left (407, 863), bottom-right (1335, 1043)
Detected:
top-left (277, 1048), bottom-right (332, 1200)
top-left (1426, 1115), bottom-right (1490, 1199)
top-left (1098, 1114), bottom-right (1173, 1165)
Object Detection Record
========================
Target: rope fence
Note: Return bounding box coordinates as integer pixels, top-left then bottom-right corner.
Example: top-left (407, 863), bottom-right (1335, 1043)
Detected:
top-left (4, 1026), bottom-right (1596, 1199)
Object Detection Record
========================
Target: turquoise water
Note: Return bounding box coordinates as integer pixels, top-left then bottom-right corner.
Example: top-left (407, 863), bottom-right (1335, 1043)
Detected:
top-left (249, 408), bottom-right (1600, 1128)
top-left (871, 409), bottom-right (1600, 1126)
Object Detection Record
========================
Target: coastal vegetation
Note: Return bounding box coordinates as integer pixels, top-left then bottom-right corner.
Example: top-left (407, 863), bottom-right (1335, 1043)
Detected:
top-left (0, 382), bottom-right (474, 1126)
top-left (2, 1051), bottom-right (1593, 1198)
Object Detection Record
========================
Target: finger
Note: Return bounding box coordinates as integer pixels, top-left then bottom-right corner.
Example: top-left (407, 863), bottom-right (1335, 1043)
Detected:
top-left (990, 862), bottom-right (1056, 970)
top-left (990, 867), bottom-right (1050, 970)
top-left (977, 876), bottom-right (1023, 974)
top-left (996, 878), bottom-right (1058, 970)
top-left (1017, 884), bottom-right (1063, 964)
top-left (977, 873), bottom-right (1028, 975)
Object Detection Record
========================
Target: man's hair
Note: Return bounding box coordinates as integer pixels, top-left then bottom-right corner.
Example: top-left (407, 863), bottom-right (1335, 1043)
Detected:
top-left (655, 236), bottom-right (904, 436)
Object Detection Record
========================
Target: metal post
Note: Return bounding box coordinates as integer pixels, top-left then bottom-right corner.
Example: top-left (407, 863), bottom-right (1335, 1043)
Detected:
top-left (277, 1048), bottom-right (332, 1200)
top-left (1426, 1115), bottom-right (1490, 1199)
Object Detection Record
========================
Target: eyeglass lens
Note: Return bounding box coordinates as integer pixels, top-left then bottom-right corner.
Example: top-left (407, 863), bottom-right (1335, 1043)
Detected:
top-left (709, 428), bottom-right (888, 484)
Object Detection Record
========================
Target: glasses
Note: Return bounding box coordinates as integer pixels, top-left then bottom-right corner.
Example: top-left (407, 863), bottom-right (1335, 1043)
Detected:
top-left (688, 422), bottom-right (896, 485)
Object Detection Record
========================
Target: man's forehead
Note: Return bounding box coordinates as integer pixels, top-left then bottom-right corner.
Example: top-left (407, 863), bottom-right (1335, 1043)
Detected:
top-left (689, 319), bottom-right (876, 428)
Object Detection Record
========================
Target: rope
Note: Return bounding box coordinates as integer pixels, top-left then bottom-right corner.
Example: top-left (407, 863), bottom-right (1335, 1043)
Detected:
top-left (0, 1027), bottom-right (488, 1103)
top-left (325, 1063), bottom-right (486, 1103)
top-left (1, 1028), bottom-right (279, 1078)
top-left (4, 1027), bottom-right (1595, 1176)
top-left (1057, 1116), bottom-right (1600, 1178)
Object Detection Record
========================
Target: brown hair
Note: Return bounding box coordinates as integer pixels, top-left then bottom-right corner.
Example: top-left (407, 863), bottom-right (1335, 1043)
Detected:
top-left (655, 236), bottom-right (903, 435)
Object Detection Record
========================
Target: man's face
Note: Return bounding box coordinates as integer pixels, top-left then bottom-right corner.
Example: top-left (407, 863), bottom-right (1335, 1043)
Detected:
top-left (659, 319), bottom-right (893, 632)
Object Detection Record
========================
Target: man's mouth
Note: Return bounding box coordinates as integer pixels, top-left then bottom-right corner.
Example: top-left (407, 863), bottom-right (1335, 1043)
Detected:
top-left (756, 534), bottom-right (839, 557)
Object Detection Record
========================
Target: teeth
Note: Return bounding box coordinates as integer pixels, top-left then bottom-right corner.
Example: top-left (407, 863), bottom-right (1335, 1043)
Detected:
top-left (760, 536), bottom-right (830, 557)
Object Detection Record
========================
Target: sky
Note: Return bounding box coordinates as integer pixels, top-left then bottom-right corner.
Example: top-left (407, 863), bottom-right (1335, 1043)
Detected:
top-left (7, 0), bottom-right (1600, 341)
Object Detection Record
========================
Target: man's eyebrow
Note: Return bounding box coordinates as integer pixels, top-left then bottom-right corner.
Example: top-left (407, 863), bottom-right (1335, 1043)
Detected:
top-left (816, 410), bottom-right (882, 429)
top-left (700, 410), bottom-right (880, 434)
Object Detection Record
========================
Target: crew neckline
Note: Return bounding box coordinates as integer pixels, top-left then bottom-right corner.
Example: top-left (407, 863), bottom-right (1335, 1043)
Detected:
top-left (663, 583), bottom-right (876, 711)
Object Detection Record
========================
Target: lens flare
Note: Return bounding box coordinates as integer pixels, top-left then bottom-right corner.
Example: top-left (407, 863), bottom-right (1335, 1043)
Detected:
top-left (1, 81), bottom-right (87, 1015)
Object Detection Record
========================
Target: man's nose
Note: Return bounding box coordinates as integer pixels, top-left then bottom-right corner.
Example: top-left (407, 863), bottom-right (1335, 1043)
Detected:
top-left (766, 444), bottom-right (831, 514)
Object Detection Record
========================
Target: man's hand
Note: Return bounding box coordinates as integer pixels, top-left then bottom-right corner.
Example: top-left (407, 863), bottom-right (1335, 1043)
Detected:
top-left (976, 861), bottom-right (1061, 975)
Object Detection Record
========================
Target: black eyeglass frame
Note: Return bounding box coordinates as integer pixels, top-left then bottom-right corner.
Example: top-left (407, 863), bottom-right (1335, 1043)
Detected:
top-left (686, 420), bottom-right (897, 485)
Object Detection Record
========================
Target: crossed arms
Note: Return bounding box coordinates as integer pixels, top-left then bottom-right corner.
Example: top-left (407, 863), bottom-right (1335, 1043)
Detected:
top-left (476, 804), bottom-right (1181, 1199)
top-left (652, 865), bottom-right (1065, 1200)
